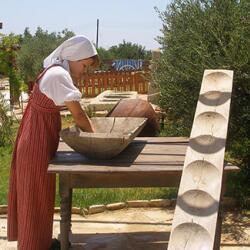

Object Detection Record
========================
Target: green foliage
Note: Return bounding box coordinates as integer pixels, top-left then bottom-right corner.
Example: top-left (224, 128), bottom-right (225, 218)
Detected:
top-left (154, 0), bottom-right (250, 199)
top-left (97, 47), bottom-right (114, 61)
top-left (0, 145), bottom-right (13, 204)
top-left (109, 40), bottom-right (151, 60)
top-left (98, 40), bottom-right (151, 61)
top-left (96, 47), bottom-right (115, 70)
top-left (0, 33), bottom-right (23, 103)
top-left (16, 27), bottom-right (75, 82)
top-left (68, 187), bottom-right (177, 209)
top-left (8, 67), bottom-right (23, 103)
top-left (0, 94), bottom-right (13, 146)
top-left (97, 41), bottom-right (151, 70)
top-left (0, 33), bottom-right (20, 73)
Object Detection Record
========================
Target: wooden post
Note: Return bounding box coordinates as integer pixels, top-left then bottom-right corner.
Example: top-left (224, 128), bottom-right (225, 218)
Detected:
top-left (77, 78), bottom-right (81, 93)
top-left (118, 71), bottom-right (121, 91)
top-left (59, 174), bottom-right (72, 250)
top-left (96, 19), bottom-right (99, 49)
top-left (103, 72), bottom-right (107, 91)
top-left (97, 73), bottom-right (101, 95)
top-left (84, 74), bottom-right (89, 97)
top-left (168, 70), bottom-right (234, 250)
top-left (136, 72), bottom-right (140, 93)
top-left (128, 71), bottom-right (132, 91)
top-left (110, 72), bottom-right (113, 90)
top-left (142, 72), bottom-right (147, 93)
top-left (91, 77), bottom-right (95, 97)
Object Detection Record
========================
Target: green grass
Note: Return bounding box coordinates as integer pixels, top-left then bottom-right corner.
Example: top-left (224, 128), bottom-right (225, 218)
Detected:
top-left (0, 145), bottom-right (12, 204)
top-left (0, 117), bottom-right (178, 208)
top-left (54, 187), bottom-right (177, 209)
top-left (61, 115), bottom-right (74, 128)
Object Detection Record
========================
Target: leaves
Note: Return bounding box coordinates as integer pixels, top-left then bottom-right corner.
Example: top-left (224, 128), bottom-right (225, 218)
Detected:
top-left (16, 27), bottom-right (75, 82)
top-left (0, 93), bottom-right (13, 146)
top-left (0, 34), bottom-right (22, 103)
top-left (98, 40), bottom-right (151, 61)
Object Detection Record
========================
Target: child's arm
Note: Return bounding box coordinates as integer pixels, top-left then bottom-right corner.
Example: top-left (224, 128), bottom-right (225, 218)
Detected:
top-left (65, 101), bottom-right (94, 132)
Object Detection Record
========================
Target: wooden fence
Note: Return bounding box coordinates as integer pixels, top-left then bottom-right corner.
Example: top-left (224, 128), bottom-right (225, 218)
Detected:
top-left (76, 70), bottom-right (149, 97)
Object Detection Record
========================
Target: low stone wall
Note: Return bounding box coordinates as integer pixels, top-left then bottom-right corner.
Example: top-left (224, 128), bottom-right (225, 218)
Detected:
top-left (1, 197), bottom-right (248, 216)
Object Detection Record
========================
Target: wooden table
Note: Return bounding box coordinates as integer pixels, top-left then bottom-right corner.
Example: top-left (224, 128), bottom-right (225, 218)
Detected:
top-left (48, 137), bottom-right (238, 250)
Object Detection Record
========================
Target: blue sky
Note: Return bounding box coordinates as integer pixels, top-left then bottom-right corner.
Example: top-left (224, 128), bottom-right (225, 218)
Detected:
top-left (0, 0), bottom-right (171, 50)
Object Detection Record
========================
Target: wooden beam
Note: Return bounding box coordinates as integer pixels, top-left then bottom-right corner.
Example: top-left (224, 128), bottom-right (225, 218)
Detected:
top-left (168, 70), bottom-right (234, 250)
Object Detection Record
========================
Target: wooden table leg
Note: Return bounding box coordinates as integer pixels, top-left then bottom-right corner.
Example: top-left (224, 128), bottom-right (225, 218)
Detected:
top-left (214, 172), bottom-right (227, 249)
top-left (69, 188), bottom-right (72, 232)
top-left (59, 174), bottom-right (71, 250)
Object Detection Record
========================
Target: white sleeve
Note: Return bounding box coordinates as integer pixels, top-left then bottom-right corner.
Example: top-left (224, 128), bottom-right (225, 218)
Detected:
top-left (39, 66), bottom-right (82, 106)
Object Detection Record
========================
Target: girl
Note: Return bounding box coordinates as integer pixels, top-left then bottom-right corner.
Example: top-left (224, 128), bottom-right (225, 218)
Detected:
top-left (7, 35), bottom-right (99, 250)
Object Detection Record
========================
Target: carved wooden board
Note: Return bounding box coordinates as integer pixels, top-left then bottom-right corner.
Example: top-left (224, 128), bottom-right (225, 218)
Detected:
top-left (168, 70), bottom-right (234, 250)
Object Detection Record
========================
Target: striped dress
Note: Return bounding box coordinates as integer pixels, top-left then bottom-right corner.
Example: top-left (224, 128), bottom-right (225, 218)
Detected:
top-left (7, 65), bottom-right (61, 250)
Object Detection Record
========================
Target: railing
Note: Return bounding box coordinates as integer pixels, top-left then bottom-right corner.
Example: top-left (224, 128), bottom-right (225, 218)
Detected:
top-left (76, 70), bottom-right (149, 97)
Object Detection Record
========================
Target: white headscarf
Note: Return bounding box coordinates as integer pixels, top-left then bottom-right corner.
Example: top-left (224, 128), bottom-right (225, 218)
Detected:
top-left (43, 35), bottom-right (97, 68)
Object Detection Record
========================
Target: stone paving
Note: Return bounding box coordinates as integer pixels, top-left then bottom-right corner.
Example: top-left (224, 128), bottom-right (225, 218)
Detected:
top-left (1, 208), bottom-right (249, 250)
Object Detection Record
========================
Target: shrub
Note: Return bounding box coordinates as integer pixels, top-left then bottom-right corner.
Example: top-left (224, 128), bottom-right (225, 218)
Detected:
top-left (154, 0), bottom-right (250, 201)
top-left (17, 27), bottom-right (75, 82)
top-left (0, 93), bottom-right (13, 146)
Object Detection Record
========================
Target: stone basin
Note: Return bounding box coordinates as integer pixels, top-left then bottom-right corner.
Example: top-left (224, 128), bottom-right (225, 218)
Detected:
top-left (103, 95), bottom-right (131, 99)
top-left (87, 90), bottom-right (138, 112)
top-left (60, 117), bottom-right (147, 159)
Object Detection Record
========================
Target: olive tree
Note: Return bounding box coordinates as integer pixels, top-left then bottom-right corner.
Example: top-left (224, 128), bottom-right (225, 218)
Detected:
top-left (154, 0), bottom-right (250, 201)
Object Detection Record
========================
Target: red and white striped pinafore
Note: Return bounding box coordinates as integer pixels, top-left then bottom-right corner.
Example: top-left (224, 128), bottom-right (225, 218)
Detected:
top-left (7, 65), bottom-right (61, 250)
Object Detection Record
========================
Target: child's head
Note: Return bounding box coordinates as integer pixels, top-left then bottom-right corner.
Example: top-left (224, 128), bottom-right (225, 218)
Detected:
top-left (68, 54), bottom-right (100, 78)
top-left (43, 35), bottom-right (100, 77)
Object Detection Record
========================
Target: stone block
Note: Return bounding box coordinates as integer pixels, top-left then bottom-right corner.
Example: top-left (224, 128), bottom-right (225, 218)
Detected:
top-left (149, 199), bottom-right (171, 207)
top-left (88, 90), bottom-right (138, 112)
top-left (88, 205), bottom-right (106, 214)
top-left (106, 202), bottom-right (126, 210)
top-left (126, 200), bottom-right (150, 208)
top-left (72, 207), bottom-right (82, 214)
